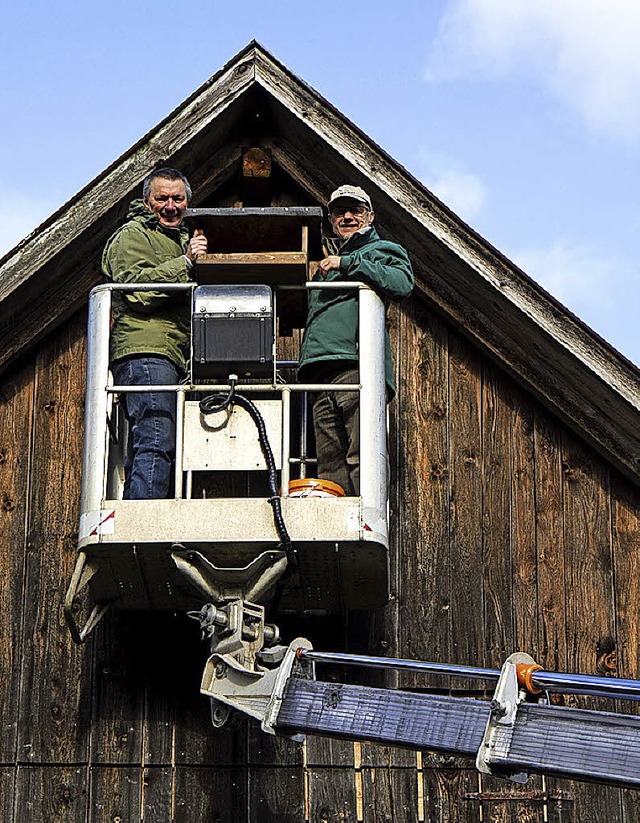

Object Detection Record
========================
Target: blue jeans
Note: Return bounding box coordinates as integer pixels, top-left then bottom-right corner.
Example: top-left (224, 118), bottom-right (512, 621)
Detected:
top-left (112, 356), bottom-right (179, 500)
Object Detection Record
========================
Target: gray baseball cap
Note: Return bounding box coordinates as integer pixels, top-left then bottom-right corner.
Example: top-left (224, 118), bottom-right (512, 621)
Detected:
top-left (327, 185), bottom-right (372, 210)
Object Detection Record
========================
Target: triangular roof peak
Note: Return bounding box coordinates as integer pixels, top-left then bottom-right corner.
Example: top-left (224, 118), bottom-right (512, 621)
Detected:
top-left (1, 42), bottom-right (639, 482)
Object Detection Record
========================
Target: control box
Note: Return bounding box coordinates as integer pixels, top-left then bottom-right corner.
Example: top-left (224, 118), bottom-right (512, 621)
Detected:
top-left (192, 284), bottom-right (274, 380)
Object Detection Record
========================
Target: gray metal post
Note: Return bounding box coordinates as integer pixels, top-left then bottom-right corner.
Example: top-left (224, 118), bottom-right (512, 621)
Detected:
top-left (80, 286), bottom-right (113, 514)
top-left (280, 387), bottom-right (291, 495)
top-left (358, 286), bottom-right (387, 512)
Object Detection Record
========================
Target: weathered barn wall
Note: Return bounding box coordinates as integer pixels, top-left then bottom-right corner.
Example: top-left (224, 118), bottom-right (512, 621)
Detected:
top-left (1, 291), bottom-right (639, 821)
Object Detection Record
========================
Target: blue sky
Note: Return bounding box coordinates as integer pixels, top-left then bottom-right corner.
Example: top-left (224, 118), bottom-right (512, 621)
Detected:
top-left (2, 0), bottom-right (639, 365)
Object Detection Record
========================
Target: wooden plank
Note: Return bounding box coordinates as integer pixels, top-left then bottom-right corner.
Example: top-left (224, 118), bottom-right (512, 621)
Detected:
top-left (359, 741), bottom-right (415, 770)
top-left (424, 768), bottom-right (478, 823)
top-left (559, 434), bottom-right (621, 821)
top-left (0, 361), bottom-right (33, 762)
top-left (90, 612), bottom-right (144, 764)
top-left (196, 251), bottom-right (308, 285)
top-left (140, 767), bottom-right (172, 822)
top-left (482, 365), bottom-right (515, 668)
top-left (611, 475), bottom-right (640, 713)
top-left (534, 413), bottom-right (567, 673)
top-left (247, 724), bottom-right (303, 767)
top-left (17, 314), bottom-right (92, 763)
top-left (308, 767), bottom-right (357, 821)
top-left (146, 612), bottom-right (248, 767)
top-left (14, 765), bottom-right (88, 822)
top-left (0, 768), bottom-right (15, 821)
top-left (173, 766), bottom-right (247, 822)
top-left (248, 767), bottom-right (305, 821)
top-left (361, 766), bottom-right (419, 822)
top-left (305, 734), bottom-right (354, 769)
top-left (448, 333), bottom-right (484, 681)
top-left (396, 302), bottom-right (451, 690)
top-left (510, 389), bottom-right (538, 658)
top-left (562, 433), bottom-right (615, 681)
top-left (88, 766), bottom-right (141, 823)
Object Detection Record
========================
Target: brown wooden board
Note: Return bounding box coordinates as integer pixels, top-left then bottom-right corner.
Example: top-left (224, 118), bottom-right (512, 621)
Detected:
top-left (247, 723), bottom-right (303, 767)
top-left (396, 302), bottom-right (451, 691)
top-left (248, 767), bottom-right (306, 821)
top-left (510, 389), bottom-right (538, 658)
top-left (448, 333), bottom-right (485, 686)
top-left (0, 768), bottom-right (15, 821)
top-left (361, 766), bottom-right (419, 822)
top-left (185, 207), bottom-right (323, 256)
top-left (89, 612), bottom-right (145, 764)
top-left (196, 251), bottom-right (308, 283)
top-left (424, 767), bottom-right (479, 823)
top-left (149, 612), bottom-right (248, 768)
top-left (359, 741), bottom-right (416, 769)
top-left (14, 765), bottom-right (88, 823)
top-left (305, 735), bottom-right (354, 768)
top-left (534, 413), bottom-right (567, 674)
top-left (88, 766), bottom-right (142, 822)
top-left (482, 365), bottom-right (515, 669)
top-left (173, 766), bottom-right (248, 822)
top-left (17, 315), bottom-right (91, 763)
top-left (559, 433), bottom-right (621, 820)
top-left (140, 767), bottom-right (172, 822)
top-left (0, 361), bottom-right (33, 762)
top-left (562, 433), bottom-right (615, 681)
top-left (482, 365), bottom-right (515, 668)
top-left (307, 767), bottom-right (357, 821)
top-left (611, 475), bottom-right (640, 715)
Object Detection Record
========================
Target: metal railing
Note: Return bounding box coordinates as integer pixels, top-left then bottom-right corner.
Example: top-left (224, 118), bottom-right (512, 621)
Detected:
top-left (80, 280), bottom-right (388, 516)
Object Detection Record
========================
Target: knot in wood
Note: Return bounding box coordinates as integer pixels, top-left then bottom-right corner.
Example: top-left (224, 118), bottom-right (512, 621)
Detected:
top-left (562, 462), bottom-right (578, 482)
top-left (44, 400), bottom-right (57, 413)
top-left (0, 450), bottom-right (8, 464)
top-left (2, 496), bottom-right (15, 512)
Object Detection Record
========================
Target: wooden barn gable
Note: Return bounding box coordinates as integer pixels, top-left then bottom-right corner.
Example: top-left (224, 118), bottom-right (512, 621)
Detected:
top-left (2, 41), bottom-right (640, 822)
top-left (1, 40), bottom-right (638, 484)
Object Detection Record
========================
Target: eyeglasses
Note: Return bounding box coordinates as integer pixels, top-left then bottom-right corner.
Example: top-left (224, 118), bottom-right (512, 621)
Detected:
top-left (330, 204), bottom-right (369, 218)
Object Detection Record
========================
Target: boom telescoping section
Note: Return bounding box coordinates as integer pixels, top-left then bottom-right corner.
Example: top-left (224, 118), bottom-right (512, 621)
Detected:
top-left (65, 208), bottom-right (391, 642)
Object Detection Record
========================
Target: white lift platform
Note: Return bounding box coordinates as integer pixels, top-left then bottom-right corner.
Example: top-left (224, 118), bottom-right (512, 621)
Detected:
top-left (65, 208), bottom-right (391, 642)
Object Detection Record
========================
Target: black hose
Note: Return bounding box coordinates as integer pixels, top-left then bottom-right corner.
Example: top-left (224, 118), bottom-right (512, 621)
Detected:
top-left (198, 387), bottom-right (296, 572)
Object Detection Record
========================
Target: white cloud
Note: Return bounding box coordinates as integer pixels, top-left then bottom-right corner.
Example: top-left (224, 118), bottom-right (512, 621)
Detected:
top-left (418, 148), bottom-right (486, 221)
top-left (0, 196), bottom-right (50, 257)
top-left (512, 239), bottom-right (617, 311)
top-left (426, 0), bottom-right (640, 141)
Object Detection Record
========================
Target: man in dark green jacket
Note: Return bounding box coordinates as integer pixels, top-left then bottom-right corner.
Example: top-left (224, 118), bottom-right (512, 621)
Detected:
top-left (298, 185), bottom-right (414, 495)
top-left (102, 168), bottom-right (207, 499)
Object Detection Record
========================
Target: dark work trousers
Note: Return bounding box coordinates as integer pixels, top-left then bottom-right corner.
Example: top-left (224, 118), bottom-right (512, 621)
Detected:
top-left (111, 355), bottom-right (179, 500)
top-left (312, 367), bottom-right (360, 496)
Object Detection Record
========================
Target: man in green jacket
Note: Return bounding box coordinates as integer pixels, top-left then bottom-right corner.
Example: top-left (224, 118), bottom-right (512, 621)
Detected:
top-left (298, 185), bottom-right (414, 495)
top-left (102, 168), bottom-right (207, 498)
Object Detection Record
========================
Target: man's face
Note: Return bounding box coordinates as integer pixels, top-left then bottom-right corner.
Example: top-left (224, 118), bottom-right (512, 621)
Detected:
top-left (329, 200), bottom-right (374, 241)
top-left (145, 177), bottom-right (188, 228)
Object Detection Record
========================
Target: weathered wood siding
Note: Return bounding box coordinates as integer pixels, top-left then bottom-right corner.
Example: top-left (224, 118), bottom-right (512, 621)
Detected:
top-left (0, 292), bottom-right (639, 821)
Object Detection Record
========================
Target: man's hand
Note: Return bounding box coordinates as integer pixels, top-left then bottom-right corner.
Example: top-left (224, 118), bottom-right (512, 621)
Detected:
top-left (186, 228), bottom-right (208, 262)
top-left (318, 255), bottom-right (341, 273)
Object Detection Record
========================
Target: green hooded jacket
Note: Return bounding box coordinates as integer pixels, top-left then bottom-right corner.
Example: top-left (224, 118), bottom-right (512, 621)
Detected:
top-left (298, 226), bottom-right (414, 397)
top-left (102, 199), bottom-right (193, 370)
